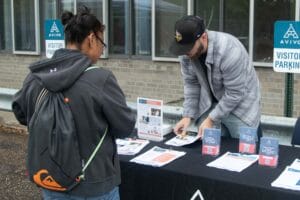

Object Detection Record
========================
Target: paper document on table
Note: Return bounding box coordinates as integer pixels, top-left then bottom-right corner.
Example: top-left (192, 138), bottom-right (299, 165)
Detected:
top-left (165, 132), bottom-right (200, 146)
top-left (271, 167), bottom-right (300, 191)
top-left (116, 138), bottom-right (149, 155)
top-left (206, 152), bottom-right (259, 172)
top-left (290, 158), bottom-right (300, 170)
top-left (130, 146), bottom-right (186, 167)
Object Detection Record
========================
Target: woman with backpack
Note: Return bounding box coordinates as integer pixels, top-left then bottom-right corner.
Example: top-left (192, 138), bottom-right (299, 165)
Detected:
top-left (12, 6), bottom-right (135, 200)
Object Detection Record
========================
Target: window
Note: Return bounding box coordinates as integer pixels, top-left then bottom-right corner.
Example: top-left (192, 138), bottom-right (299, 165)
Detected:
top-left (194, 0), bottom-right (220, 31)
top-left (254, 0), bottom-right (295, 63)
top-left (12, 0), bottom-right (40, 54)
top-left (110, 0), bottom-right (151, 57)
top-left (110, 0), bottom-right (129, 54)
top-left (77, 0), bottom-right (103, 22)
top-left (0, 0), bottom-right (12, 51)
top-left (59, 0), bottom-right (74, 14)
top-left (39, 0), bottom-right (104, 54)
top-left (134, 0), bottom-right (151, 56)
top-left (153, 0), bottom-right (187, 59)
top-left (39, 0), bottom-right (57, 53)
top-left (224, 0), bottom-right (249, 49)
top-left (195, 0), bottom-right (249, 50)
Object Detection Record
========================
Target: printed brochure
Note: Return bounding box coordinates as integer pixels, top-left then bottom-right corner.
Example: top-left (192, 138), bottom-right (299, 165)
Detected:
top-left (130, 146), bottom-right (186, 167)
top-left (116, 138), bottom-right (149, 155)
top-left (137, 97), bottom-right (164, 141)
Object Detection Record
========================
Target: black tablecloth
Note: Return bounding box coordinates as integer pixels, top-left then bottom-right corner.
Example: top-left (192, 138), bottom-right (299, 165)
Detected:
top-left (119, 133), bottom-right (300, 200)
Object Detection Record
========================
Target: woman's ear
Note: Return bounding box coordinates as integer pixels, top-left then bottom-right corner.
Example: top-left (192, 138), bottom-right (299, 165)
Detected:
top-left (201, 32), bottom-right (207, 40)
top-left (87, 33), bottom-right (94, 47)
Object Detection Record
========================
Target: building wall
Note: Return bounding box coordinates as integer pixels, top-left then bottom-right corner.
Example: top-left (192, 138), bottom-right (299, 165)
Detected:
top-left (1, 53), bottom-right (300, 117)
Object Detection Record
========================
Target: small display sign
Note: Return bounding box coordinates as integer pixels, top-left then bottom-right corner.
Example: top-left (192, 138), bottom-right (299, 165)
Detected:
top-left (202, 128), bottom-right (221, 156)
top-left (259, 137), bottom-right (279, 167)
top-left (137, 97), bottom-right (164, 141)
top-left (239, 127), bottom-right (257, 154)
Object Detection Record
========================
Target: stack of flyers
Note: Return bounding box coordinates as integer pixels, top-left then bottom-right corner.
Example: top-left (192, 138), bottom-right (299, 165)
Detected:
top-left (239, 127), bottom-right (257, 154)
top-left (202, 128), bottom-right (221, 156)
top-left (258, 137), bottom-right (279, 167)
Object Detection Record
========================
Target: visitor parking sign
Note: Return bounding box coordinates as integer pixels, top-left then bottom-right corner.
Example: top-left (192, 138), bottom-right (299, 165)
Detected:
top-left (273, 21), bottom-right (300, 73)
top-left (44, 20), bottom-right (65, 58)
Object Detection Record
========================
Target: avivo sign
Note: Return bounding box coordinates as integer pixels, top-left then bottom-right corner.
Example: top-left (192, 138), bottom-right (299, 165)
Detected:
top-left (44, 19), bottom-right (65, 58)
top-left (273, 21), bottom-right (300, 73)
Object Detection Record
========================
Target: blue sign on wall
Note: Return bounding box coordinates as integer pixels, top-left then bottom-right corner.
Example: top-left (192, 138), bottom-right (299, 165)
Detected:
top-left (44, 19), bottom-right (65, 58)
top-left (273, 21), bottom-right (300, 73)
top-left (274, 21), bottom-right (300, 49)
top-left (44, 20), bottom-right (64, 40)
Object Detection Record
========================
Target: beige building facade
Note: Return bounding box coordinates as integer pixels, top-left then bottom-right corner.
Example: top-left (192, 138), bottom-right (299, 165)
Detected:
top-left (1, 0), bottom-right (300, 118)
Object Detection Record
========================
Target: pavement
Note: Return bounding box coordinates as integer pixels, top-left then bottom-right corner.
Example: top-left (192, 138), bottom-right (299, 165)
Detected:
top-left (0, 121), bottom-right (42, 199)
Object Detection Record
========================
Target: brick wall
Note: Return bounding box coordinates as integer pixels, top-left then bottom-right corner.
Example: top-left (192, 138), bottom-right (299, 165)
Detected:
top-left (1, 53), bottom-right (300, 117)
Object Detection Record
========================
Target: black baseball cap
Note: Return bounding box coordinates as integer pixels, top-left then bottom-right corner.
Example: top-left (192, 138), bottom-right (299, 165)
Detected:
top-left (169, 15), bottom-right (206, 56)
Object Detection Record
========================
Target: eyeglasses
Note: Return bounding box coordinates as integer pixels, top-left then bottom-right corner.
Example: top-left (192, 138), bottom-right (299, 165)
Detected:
top-left (96, 35), bottom-right (107, 48)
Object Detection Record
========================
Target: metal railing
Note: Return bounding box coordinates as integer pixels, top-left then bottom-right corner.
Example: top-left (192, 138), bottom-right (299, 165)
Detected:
top-left (0, 87), bottom-right (18, 112)
top-left (0, 87), bottom-right (297, 133)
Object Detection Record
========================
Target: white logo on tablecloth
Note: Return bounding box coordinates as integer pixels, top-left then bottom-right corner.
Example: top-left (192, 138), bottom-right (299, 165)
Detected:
top-left (190, 189), bottom-right (205, 200)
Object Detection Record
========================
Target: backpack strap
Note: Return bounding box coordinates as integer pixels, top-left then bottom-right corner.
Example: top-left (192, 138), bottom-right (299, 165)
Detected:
top-left (77, 127), bottom-right (107, 181)
top-left (34, 88), bottom-right (48, 111)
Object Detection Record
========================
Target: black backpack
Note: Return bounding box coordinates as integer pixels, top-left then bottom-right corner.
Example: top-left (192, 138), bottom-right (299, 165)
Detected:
top-left (27, 67), bottom-right (106, 192)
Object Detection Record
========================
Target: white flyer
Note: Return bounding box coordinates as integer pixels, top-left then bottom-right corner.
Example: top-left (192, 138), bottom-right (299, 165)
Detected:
top-left (290, 158), bottom-right (300, 170)
top-left (165, 132), bottom-right (200, 146)
top-left (130, 146), bottom-right (186, 167)
top-left (271, 167), bottom-right (300, 191)
top-left (116, 138), bottom-right (149, 155)
top-left (207, 152), bottom-right (259, 172)
top-left (137, 97), bottom-right (164, 141)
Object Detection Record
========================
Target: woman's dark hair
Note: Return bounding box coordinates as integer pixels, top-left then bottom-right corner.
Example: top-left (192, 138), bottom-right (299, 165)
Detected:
top-left (61, 6), bottom-right (105, 45)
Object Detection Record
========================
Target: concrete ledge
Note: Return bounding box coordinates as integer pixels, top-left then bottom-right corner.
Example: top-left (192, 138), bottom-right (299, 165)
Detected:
top-left (0, 88), bottom-right (18, 111)
top-left (261, 115), bottom-right (297, 128)
top-left (127, 101), bottom-right (297, 129)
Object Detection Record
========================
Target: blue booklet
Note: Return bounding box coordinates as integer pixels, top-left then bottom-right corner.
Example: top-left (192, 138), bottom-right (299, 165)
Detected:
top-left (202, 128), bottom-right (221, 156)
top-left (239, 127), bottom-right (257, 154)
top-left (259, 137), bottom-right (279, 167)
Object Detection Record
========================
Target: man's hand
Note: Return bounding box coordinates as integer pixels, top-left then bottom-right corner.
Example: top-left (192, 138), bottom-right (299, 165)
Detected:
top-left (174, 117), bottom-right (191, 137)
top-left (198, 117), bottom-right (214, 138)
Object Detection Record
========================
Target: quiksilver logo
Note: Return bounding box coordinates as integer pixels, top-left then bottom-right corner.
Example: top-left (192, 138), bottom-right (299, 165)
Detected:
top-left (33, 169), bottom-right (67, 191)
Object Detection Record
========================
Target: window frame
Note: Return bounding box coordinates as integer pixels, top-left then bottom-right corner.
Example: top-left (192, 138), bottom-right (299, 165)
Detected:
top-left (11, 0), bottom-right (40, 55)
